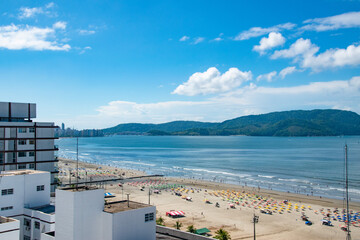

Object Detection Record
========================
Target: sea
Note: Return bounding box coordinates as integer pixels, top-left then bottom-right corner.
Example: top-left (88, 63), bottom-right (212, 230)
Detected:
top-left (56, 135), bottom-right (360, 202)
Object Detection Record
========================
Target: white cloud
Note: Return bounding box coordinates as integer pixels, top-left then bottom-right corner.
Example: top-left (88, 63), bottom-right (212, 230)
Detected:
top-left (18, 2), bottom-right (55, 19)
top-left (272, 38), bottom-right (319, 59)
top-left (302, 11), bottom-right (360, 31)
top-left (193, 37), bottom-right (205, 44)
top-left (253, 32), bottom-right (285, 54)
top-left (272, 38), bottom-right (360, 71)
top-left (53, 21), bottom-right (67, 30)
top-left (79, 29), bottom-right (96, 35)
top-left (256, 71), bottom-right (277, 82)
top-left (279, 66), bottom-right (298, 79)
top-left (172, 67), bottom-right (252, 96)
top-left (179, 36), bottom-right (189, 41)
top-left (235, 22), bottom-right (295, 40)
top-left (68, 76), bottom-right (360, 129)
top-left (213, 37), bottom-right (223, 41)
top-left (0, 24), bottom-right (70, 51)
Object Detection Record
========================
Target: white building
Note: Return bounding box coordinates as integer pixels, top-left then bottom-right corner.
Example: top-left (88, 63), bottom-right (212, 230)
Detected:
top-left (0, 216), bottom-right (20, 240)
top-left (0, 102), bottom-right (58, 191)
top-left (43, 186), bottom-right (156, 240)
top-left (0, 170), bottom-right (55, 240)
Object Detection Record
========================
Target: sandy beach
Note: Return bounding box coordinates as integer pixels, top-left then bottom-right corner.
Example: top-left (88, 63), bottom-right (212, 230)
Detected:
top-left (58, 158), bottom-right (360, 240)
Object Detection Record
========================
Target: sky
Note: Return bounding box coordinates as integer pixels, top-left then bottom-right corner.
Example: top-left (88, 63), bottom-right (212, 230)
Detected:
top-left (1, 0), bottom-right (360, 129)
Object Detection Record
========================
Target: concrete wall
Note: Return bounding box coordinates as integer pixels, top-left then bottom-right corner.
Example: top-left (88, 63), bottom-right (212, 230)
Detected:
top-left (55, 188), bottom-right (104, 240)
top-left (0, 171), bottom-right (50, 215)
top-left (0, 217), bottom-right (19, 240)
top-left (103, 206), bottom-right (156, 240)
top-left (0, 102), bottom-right (36, 119)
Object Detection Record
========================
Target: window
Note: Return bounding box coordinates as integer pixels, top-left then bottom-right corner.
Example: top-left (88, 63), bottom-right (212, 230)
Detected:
top-left (37, 185), bottom-right (45, 191)
top-left (34, 221), bottom-right (40, 229)
top-left (1, 206), bottom-right (13, 211)
top-left (29, 140), bottom-right (35, 145)
top-left (29, 163), bottom-right (35, 169)
top-left (18, 140), bottom-right (26, 145)
top-left (18, 152), bottom-right (26, 157)
top-left (18, 128), bottom-right (27, 133)
top-left (145, 212), bottom-right (154, 222)
top-left (24, 236), bottom-right (31, 240)
top-left (29, 128), bottom-right (35, 133)
top-left (1, 189), bottom-right (14, 195)
top-left (18, 164), bottom-right (26, 170)
top-left (29, 151), bottom-right (35, 157)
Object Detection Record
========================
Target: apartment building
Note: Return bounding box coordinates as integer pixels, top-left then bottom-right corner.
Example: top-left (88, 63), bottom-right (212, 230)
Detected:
top-left (0, 170), bottom-right (55, 240)
top-left (0, 102), bottom-right (58, 191)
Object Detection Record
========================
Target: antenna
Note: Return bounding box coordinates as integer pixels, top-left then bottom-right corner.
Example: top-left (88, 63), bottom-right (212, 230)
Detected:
top-left (345, 144), bottom-right (351, 240)
top-left (76, 137), bottom-right (79, 190)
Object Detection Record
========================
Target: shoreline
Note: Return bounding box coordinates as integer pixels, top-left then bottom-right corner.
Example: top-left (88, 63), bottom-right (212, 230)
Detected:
top-left (58, 157), bottom-right (360, 239)
top-left (57, 157), bottom-right (360, 210)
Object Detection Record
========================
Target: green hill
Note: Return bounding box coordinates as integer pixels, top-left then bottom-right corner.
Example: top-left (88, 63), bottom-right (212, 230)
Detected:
top-left (101, 109), bottom-right (360, 136)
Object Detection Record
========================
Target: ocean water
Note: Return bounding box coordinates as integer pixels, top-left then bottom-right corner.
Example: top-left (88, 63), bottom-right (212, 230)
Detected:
top-left (56, 135), bottom-right (360, 202)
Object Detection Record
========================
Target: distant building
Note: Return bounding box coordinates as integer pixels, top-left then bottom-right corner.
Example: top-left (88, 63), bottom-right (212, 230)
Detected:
top-left (61, 123), bottom-right (65, 131)
top-left (0, 170), bottom-right (55, 240)
top-left (43, 186), bottom-right (156, 240)
top-left (0, 102), bottom-right (58, 191)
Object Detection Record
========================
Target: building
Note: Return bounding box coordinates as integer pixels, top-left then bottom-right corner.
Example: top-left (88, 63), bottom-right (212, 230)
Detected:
top-left (0, 170), bottom-right (55, 240)
top-left (0, 216), bottom-right (20, 240)
top-left (60, 123), bottom-right (64, 131)
top-left (0, 102), bottom-right (58, 190)
top-left (43, 186), bottom-right (156, 240)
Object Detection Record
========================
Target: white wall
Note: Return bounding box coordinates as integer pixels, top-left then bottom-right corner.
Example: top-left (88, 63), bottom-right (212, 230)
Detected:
top-left (0, 218), bottom-right (19, 240)
top-left (55, 188), bottom-right (104, 240)
top-left (103, 206), bottom-right (156, 240)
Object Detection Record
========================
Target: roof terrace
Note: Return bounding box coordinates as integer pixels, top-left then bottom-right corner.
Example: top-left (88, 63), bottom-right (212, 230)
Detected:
top-left (104, 200), bottom-right (152, 213)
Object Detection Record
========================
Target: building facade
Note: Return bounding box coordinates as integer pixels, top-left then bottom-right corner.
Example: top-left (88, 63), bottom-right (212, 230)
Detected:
top-left (0, 170), bottom-right (55, 240)
top-left (0, 102), bottom-right (58, 190)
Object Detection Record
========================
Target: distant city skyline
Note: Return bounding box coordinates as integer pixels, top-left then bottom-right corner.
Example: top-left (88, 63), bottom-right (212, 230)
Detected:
top-left (1, 0), bottom-right (360, 129)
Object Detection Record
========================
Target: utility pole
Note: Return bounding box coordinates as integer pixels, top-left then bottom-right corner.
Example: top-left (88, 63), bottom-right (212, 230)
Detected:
top-left (76, 137), bottom-right (79, 190)
top-left (345, 144), bottom-right (351, 240)
top-left (148, 188), bottom-right (151, 205)
top-left (252, 213), bottom-right (259, 240)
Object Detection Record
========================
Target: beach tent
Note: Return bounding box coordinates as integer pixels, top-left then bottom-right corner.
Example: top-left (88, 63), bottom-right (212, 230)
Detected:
top-left (166, 211), bottom-right (185, 217)
top-left (195, 228), bottom-right (210, 235)
top-left (104, 192), bottom-right (115, 198)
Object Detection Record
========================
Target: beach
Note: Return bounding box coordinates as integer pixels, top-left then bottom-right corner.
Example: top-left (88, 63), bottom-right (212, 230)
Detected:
top-left (58, 157), bottom-right (360, 240)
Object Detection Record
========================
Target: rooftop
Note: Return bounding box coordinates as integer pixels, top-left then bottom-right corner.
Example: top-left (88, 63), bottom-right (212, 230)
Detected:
top-left (59, 186), bottom-right (99, 192)
top-left (29, 205), bottom-right (55, 215)
top-left (0, 170), bottom-right (47, 176)
top-left (0, 216), bottom-right (17, 224)
top-left (104, 200), bottom-right (152, 213)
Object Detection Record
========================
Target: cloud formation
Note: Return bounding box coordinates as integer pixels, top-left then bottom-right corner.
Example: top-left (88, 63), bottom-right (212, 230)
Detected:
top-left (256, 71), bottom-right (277, 82)
top-left (302, 11), bottom-right (360, 31)
top-left (172, 67), bottom-right (252, 96)
top-left (272, 38), bottom-right (360, 71)
top-left (179, 36), bottom-right (189, 41)
top-left (235, 22), bottom-right (295, 40)
top-left (79, 29), bottom-right (96, 35)
top-left (0, 24), bottom-right (70, 51)
top-left (253, 32), bottom-right (285, 54)
top-left (279, 66), bottom-right (298, 79)
top-left (193, 37), bottom-right (205, 44)
top-left (70, 76), bottom-right (360, 129)
top-left (18, 2), bottom-right (55, 19)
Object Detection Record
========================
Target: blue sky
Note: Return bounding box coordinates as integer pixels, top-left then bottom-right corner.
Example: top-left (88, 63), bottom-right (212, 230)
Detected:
top-left (1, 0), bottom-right (360, 129)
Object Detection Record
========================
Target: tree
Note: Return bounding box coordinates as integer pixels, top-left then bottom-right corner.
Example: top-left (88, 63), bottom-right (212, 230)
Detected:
top-left (174, 221), bottom-right (182, 230)
top-left (187, 225), bottom-right (196, 233)
top-left (156, 217), bottom-right (164, 226)
top-left (214, 228), bottom-right (231, 240)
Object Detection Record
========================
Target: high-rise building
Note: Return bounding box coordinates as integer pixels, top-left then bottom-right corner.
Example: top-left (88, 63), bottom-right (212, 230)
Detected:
top-left (61, 123), bottom-right (65, 131)
top-left (0, 102), bottom-right (59, 191)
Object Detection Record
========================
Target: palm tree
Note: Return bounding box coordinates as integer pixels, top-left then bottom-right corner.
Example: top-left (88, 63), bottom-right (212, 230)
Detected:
top-left (174, 221), bottom-right (182, 230)
top-left (156, 217), bottom-right (164, 226)
top-left (187, 225), bottom-right (196, 233)
top-left (214, 228), bottom-right (231, 240)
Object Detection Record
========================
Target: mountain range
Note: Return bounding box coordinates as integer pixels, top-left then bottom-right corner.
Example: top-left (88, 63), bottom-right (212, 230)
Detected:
top-left (101, 109), bottom-right (360, 136)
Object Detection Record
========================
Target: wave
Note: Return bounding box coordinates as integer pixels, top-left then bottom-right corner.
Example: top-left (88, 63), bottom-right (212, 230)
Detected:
top-left (258, 175), bottom-right (275, 179)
